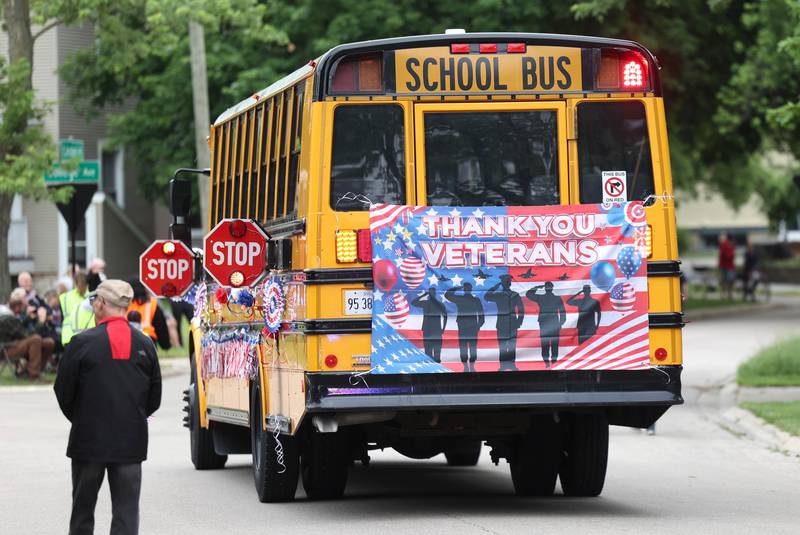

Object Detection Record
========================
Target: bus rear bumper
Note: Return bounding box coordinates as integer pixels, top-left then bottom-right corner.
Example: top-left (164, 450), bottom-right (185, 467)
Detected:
top-left (305, 367), bottom-right (682, 426)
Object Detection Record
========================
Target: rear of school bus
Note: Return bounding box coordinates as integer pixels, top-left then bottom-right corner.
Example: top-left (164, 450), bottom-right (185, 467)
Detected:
top-left (297, 33), bottom-right (683, 499)
top-left (191, 32), bottom-right (683, 502)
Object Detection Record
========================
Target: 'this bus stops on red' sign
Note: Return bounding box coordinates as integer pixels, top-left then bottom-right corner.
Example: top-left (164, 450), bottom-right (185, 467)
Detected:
top-left (140, 240), bottom-right (195, 297)
top-left (204, 219), bottom-right (269, 288)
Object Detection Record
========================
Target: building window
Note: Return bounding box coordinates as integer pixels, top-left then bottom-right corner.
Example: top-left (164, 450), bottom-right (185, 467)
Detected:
top-left (100, 143), bottom-right (125, 207)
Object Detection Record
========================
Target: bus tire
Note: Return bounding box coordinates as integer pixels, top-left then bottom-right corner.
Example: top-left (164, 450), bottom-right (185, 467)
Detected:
top-left (559, 413), bottom-right (608, 497)
top-left (301, 430), bottom-right (350, 500)
top-left (444, 439), bottom-right (482, 466)
top-left (250, 381), bottom-right (299, 503)
top-left (509, 416), bottom-right (561, 496)
top-left (188, 367), bottom-right (227, 470)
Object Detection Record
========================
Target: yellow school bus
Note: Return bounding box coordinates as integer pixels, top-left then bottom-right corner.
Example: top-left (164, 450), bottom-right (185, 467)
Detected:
top-left (181, 32), bottom-right (683, 502)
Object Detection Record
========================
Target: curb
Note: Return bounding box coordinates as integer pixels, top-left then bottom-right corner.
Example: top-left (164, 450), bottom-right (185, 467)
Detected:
top-left (721, 406), bottom-right (800, 457)
top-left (685, 302), bottom-right (781, 321)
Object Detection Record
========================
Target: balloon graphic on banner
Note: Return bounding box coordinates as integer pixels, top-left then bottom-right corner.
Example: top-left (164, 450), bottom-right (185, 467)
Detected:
top-left (590, 261), bottom-right (616, 292)
top-left (399, 256), bottom-right (426, 289)
top-left (606, 205), bottom-right (625, 226)
top-left (373, 259), bottom-right (398, 291)
top-left (383, 293), bottom-right (409, 328)
top-left (617, 246), bottom-right (642, 279)
top-left (610, 281), bottom-right (636, 311)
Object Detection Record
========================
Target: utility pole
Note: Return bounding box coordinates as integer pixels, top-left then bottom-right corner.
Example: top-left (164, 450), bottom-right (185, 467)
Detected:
top-left (188, 20), bottom-right (211, 232)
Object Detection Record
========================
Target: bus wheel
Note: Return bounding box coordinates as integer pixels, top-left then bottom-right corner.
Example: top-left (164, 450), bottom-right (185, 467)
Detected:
top-left (186, 370), bottom-right (227, 470)
top-left (250, 382), bottom-right (299, 503)
top-left (301, 429), bottom-right (350, 500)
top-left (559, 413), bottom-right (608, 497)
top-left (509, 416), bottom-right (561, 496)
top-left (444, 438), bottom-right (482, 466)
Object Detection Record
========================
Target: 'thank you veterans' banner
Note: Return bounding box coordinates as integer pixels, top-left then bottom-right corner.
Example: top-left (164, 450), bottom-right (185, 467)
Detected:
top-left (369, 202), bottom-right (650, 374)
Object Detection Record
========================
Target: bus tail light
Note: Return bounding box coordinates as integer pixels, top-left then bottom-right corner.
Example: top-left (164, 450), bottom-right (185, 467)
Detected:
top-left (357, 229), bottom-right (372, 263)
top-left (654, 347), bottom-right (668, 361)
top-left (595, 49), bottom-right (649, 91)
top-left (336, 230), bottom-right (358, 263)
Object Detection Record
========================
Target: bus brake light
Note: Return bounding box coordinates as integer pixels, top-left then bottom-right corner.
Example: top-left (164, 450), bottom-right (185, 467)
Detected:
top-left (357, 229), bottom-right (372, 263)
top-left (623, 60), bottom-right (644, 88)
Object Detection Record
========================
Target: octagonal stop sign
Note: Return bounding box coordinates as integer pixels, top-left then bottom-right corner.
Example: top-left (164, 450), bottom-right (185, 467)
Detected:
top-left (204, 219), bottom-right (269, 288)
top-left (139, 240), bottom-right (195, 297)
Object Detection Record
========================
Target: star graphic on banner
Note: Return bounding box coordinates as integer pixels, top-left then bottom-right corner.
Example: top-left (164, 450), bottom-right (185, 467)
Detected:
top-left (383, 239), bottom-right (394, 251)
top-left (377, 339), bottom-right (385, 348)
top-left (425, 208), bottom-right (438, 217)
top-left (386, 230), bottom-right (397, 242)
top-left (449, 207), bottom-right (461, 218)
top-left (451, 273), bottom-right (463, 286)
top-left (604, 235), bottom-right (615, 244)
top-left (471, 208), bottom-right (485, 218)
top-left (597, 222), bottom-right (607, 231)
top-left (376, 365), bottom-right (386, 373)
top-left (371, 345), bottom-right (376, 353)
top-left (375, 236), bottom-right (383, 246)
top-left (474, 277), bottom-right (485, 286)
top-left (401, 228), bottom-right (413, 241)
top-left (394, 222), bottom-right (404, 233)
top-left (394, 247), bottom-right (404, 257)
top-left (374, 289), bottom-right (384, 300)
top-left (393, 354), bottom-right (401, 361)
top-left (416, 223), bottom-right (429, 236)
top-left (374, 254), bottom-right (381, 261)
top-left (428, 273), bottom-right (439, 285)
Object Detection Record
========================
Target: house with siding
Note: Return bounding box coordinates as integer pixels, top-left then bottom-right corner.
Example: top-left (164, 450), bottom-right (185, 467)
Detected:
top-left (2, 23), bottom-right (171, 290)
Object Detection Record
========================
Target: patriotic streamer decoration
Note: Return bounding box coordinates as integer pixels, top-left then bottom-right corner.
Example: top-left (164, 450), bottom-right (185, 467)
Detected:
top-left (262, 279), bottom-right (285, 334)
top-left (192, 283), bottom-right (207, 320)
top-left (231, 288), bottom-right (255, 307)
top-left (201, 328), bottom-right (260, 380)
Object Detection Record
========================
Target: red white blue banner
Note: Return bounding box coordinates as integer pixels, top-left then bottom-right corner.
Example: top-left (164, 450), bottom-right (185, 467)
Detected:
top-left (369, 203), bottom-right (650, 373)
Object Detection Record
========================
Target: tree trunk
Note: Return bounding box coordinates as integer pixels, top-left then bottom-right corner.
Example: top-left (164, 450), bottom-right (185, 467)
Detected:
top-left (0, 194), bottom-right (14, 300)
top-left (1, 0), bottom-right (33, 297)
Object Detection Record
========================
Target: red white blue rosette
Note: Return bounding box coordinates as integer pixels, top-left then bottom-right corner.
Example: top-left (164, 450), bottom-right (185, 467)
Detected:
top-left (262, 279), bottom-right (285, 334)
top-left (624, 201), bottom-right (647, 227)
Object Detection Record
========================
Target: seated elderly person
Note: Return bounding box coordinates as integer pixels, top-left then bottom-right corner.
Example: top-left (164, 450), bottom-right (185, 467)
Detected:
top-left (0, 294), bottom-right (55, 379)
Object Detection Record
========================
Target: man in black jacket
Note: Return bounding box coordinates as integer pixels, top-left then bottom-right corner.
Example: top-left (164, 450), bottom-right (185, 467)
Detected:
top-left (55, 280), bottom-right (162, 535)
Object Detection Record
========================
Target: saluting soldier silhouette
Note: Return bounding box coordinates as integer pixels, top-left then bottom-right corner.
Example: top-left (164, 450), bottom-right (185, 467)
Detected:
top-left (567, 285), bottom-right (602, 344)
top-left (526, 281), bottom-right (566, 368)
top-left (445, 283), bottom-right (485, 372)
top-left (485, 274), bottom-right (525, 371)
top-left (410, 287), bottom-right (448, 362)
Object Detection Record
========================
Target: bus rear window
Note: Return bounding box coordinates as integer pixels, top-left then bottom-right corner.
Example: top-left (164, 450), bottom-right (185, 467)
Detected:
top-left (424, 111), bottom-right (559, 207)
top-left (330, 105), bottom-right (406, 211)
top-left (577, 101), bottom-right (655, 204)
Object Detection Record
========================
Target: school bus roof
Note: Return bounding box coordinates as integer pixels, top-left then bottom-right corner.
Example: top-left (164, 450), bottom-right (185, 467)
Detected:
top-left (215, 32), bottom-right (660, 124)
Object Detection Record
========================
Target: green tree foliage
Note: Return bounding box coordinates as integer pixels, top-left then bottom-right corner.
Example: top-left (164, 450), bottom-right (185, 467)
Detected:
top-left (61, 0), bottom-right (800, 224)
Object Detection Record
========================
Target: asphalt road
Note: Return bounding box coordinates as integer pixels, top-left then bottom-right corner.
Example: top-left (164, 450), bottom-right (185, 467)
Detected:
top-left (2, 303), bottom-right (800, 534)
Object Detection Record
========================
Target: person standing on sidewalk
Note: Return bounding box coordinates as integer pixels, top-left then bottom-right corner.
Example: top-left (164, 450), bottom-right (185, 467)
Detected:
top-left (54, 280), bottom-right (162, 535)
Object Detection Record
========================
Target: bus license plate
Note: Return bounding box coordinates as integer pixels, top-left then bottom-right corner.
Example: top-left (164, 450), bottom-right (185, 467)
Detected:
top-left (344, 290), bottom-right (372, 316)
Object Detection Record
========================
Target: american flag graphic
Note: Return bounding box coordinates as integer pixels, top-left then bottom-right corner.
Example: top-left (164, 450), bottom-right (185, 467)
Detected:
top-left (371, 316), bottom-right (451, 374)
top-left (369, 203), bottom-right (651, 373)
top-left (383, 292), bottom-right (410, 328)
top-left (610, 281), bottom-right (636, 311)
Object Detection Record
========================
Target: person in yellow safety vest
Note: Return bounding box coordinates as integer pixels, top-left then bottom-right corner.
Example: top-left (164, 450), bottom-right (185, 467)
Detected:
top-left (60, 272), bottom-right (95, 347)
top-left (127, 278), bottom-right (172, 350)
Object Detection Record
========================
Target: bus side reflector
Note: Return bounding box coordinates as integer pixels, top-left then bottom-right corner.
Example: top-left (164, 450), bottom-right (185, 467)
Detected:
top-left (451, 44), bottom-right (470, 54)
top-left (336, 230), bottom-right (358, 263)
top-left (645, 225), bottom-right (653, 258)
top-left (506, 43), bottom-right (526, 53)
top-left (655, 347), bottom-right (668, 361)
top-left (479, 43), bottom-right (497, 53)
top-left (325, 354), bottom-right (338, 368)
top-left (357, 229), bottom-right (372, 263)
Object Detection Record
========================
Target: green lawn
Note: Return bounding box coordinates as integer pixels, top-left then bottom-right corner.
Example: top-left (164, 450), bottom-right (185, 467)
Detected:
top-left (0, 365), bottom-right (55, 386)
top-left (737, 336), bottom-right (800, 387)
top-left (741, 401), bottom-right (800, 437)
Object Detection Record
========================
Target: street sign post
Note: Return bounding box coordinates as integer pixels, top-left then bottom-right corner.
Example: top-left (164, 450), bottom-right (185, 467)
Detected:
top-left (203, 219), bottom-right (269, 288)
top-left (140, 240), bottom-right (195, 297)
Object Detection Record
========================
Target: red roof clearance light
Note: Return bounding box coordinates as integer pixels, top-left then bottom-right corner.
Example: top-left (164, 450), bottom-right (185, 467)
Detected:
top-left (324, 354), bottom-right (338, 368)
top-left (623, 60), bottom-right (645, 88)
top-left (479, 43), bottom-right (497, 54)
top-left (450, 43), bottom-right (470, 54)
top-left (506, 43), bottom-right (526, 53)
top-left (654, 347), bottom-right (668, 361)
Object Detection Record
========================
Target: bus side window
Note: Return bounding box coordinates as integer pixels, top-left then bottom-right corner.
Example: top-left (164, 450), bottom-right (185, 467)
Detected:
top-left (260, 99), bottom-right (274, 222)
top-left (250, 105), bottom-right (263, 220)
top-left (577, 101), bottom-right (655, 204)
top-left (212, 126), bottom-right (224, 225)
top-left (330, 104), bottom-right (406, 211)
top-left (276, 88), bottom-right (292, 217)
top-left (222, 121), bottom-right (233, 219)
top-left (287, 82), bottom-right (304, 214)
top-left (268, 95), bottom-right (282, 219)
